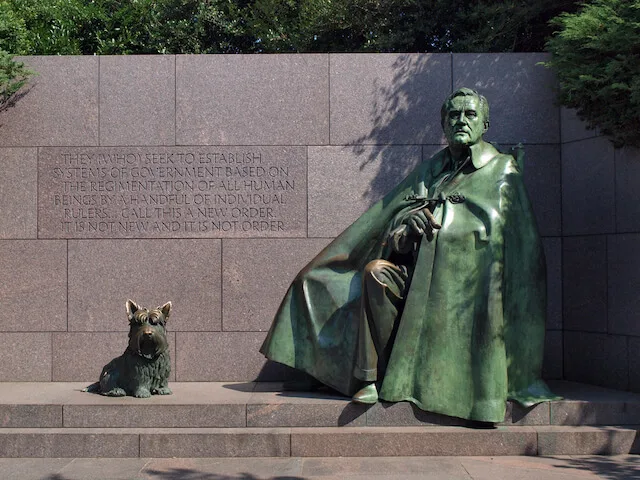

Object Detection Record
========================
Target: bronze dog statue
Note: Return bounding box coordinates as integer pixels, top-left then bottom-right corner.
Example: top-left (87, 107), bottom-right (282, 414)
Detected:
top-left (84, 300), bottom-right (172, 397)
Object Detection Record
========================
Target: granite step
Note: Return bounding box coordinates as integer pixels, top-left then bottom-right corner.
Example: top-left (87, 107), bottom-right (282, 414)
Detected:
top-left (0, 425), bottom-right (637, 458)
top-left (1, 381), bottom-right (640, 429)
top-left (0, 381), bottom-right (639, 458)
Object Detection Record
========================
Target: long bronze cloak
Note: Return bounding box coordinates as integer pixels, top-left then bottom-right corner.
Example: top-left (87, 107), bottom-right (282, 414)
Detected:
top-left (260, 141), bottom-right (558, 422)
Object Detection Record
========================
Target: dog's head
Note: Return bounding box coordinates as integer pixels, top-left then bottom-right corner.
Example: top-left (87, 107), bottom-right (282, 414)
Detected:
top-left (126, 300), bottom-right (170, 359)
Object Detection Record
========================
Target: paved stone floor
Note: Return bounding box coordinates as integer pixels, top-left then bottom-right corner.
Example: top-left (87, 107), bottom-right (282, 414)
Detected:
top-left (0, 456), bottom-right (639, 480)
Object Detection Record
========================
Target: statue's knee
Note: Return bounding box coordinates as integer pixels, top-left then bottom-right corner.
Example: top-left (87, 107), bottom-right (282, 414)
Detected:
top-left (364, 259), bottom-right (395, 285)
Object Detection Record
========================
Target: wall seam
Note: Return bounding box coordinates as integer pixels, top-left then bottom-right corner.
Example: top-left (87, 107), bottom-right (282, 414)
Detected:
top-left (328, 54), bottom-right (332, 145)
top-left (220, 239), bottom-right (224, 332)
top-left (174, 55), bottom-right (178, 146)
top-left (98, 57), bottom-right (101, 147)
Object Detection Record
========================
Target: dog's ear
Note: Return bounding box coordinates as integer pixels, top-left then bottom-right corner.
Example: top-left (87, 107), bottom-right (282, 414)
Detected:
top-left (126, 299), bottom-right (141, 322)
top-left (158, 302), bottom-right (172, 321)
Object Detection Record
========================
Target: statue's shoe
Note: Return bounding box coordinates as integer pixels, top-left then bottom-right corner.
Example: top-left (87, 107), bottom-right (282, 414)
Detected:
top-left (352, 383), bottom-right (378, 404)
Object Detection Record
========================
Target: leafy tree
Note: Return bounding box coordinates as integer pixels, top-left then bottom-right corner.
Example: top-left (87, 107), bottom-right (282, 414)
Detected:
top-left (0, 50), bottom-right (33, 110)
top-left (0, 0), bottom-right (102, 55)
top-left (249, 0), bottom-right (580, 53)
top-left (545, 0), bottom-right (640, 147)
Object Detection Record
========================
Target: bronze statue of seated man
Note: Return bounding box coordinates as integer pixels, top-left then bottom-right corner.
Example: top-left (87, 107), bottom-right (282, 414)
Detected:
top-left (260, 88), bottom-right (559, 423)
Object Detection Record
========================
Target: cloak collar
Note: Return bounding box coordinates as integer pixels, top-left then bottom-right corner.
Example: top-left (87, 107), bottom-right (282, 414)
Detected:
top-left (431, 140), bottom-right (500, 177)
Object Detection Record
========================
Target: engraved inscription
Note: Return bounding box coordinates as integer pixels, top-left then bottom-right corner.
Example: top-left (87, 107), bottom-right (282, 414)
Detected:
top-left (38, 147), bottom-right (306, 238)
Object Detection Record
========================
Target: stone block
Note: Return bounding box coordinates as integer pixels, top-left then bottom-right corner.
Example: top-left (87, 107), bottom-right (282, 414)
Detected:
top-left (615, 147), bottom-right (640, 232)
top-left (37, 146), bottom-right (307, 239)
top-left (543, 330), bottom-right (563, 381)
top-left (176, 54), bottom-right (328, 145)
top-left (0, 459), bottom-right (74, 479)
top-left (365, 402), bottom-right (467, 427)
top-left (630, 337), bottom-right (640, 394)
top-left (550, 401), bottom-right (640, 426)
top-left (562, 235), bottom-right (607, 332)
top-left (175, 332), bottom-right (268, 381)
top-left (139, 428), bottom-right (291, 457)
top-left (301, 456), bottom-right (470, 478)
top-left (222, 238), bottom-right (331, 331)
top-left (99, 56), bottom-right (175, 146)
top-left (67, 239), bottom-right (221, 332)
top-left (537, 426), bottom-right (639, 455)
top-left (543, 237), bottom-right (562, 330)
top-left (0, 405), bottom-right (62, 428)
top-left (247, 403), bottom-right (366, 427)
top-left (64, 404), bottom-right (245, 428)
top-left (452, 53), bottom-right (559, 144)
top-left (330, 53), bottom-right (451, 145)
top-left (561, 108), bottom-right (599, 144)
top-left (0, 56), bottom-right (98, 147)
top-left (290, 426), bottom-right (538, 456)
top-left (52, 332), bottom-right (176, 382)
top-left (56, 458), bottom-right (151, 479)
top-left (222, 239), bottom-right (329, 331)
top-left (502, 402), bottom-right (550, 426)
top-left (0, 333), bottom-right (51, 381)
top-left (562, 137), bottom-right (615, 235)
top-left (608, 234), bottom-right (640, 336)
top-left (0, 430), bottom-right (139, 457)
top-left (0, 241), bottom-right (67, 332)
top-left (521, 145), bottom-right (561, 237)
top-left (564, 332), bottom-right (628, 390)
top-left (0, 148), bottom-right (37, 238)
top-left (307, 145), bottom-right (428, 238)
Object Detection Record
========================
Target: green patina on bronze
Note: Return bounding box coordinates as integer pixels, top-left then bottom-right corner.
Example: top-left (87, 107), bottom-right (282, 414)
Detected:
top-left (260, 88), bottom-right (559, 423)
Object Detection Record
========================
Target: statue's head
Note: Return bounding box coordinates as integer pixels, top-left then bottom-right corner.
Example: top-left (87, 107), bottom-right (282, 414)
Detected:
top-left (440, 88), bottom-right (490, 149)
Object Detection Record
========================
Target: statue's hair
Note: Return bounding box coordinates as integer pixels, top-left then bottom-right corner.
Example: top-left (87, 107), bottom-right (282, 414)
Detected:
top-left (440, 87), bottom-right (490, 129)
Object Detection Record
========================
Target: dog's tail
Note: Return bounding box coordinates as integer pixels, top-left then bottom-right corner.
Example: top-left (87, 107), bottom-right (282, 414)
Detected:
top-left (82, 382), bottom-right (100, 393)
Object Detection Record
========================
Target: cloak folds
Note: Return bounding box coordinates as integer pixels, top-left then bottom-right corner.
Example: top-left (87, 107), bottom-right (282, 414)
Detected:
top-left (260, 142), bottom-right (559, 422)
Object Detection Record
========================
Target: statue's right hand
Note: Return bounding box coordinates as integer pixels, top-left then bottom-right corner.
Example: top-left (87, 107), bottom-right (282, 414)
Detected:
top-left (405, 207), bottom-right (442, 240)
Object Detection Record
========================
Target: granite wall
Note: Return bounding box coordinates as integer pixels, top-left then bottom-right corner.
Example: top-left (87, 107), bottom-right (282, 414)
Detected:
top-left (0, 53), bottom-right (635, 391)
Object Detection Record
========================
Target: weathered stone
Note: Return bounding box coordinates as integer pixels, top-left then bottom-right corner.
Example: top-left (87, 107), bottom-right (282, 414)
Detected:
top-left (0, 56), bottom-right (98, 147)
top-left (139, 428), bottom-right (291, 457)
top-left (563, 235), bottom-right (607, 333)
top-left (100, 56), bottom-right (175, 146)
top-left (307, 145), bottom-right (426, 237)
top-left (176, 55), bottom-right (328, 145)
top-left (562, 137), bottom-right (615, 235)
top-left (0, 334), bottom-right (52, 381)
top-left (67, 239), bottom-right (221, 332)
top-left (608, 234), bottom-right (640, 336)
top-left (330, 53), bottom-right (451, 145)
top-left (222, 238), bottom-right (331, 331)
top-left (0, 148), bottom-right (37, 239)
top-left (0, 241), bottom-right (67, 332)
top-left (38, 146), bottom-right (306, 239)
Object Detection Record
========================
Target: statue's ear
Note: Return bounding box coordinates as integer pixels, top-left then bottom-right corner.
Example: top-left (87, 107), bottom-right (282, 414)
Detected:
top-left (158, 301), bottom-right (172, 321)
top-left (126, 299), bottom-right (140, 321)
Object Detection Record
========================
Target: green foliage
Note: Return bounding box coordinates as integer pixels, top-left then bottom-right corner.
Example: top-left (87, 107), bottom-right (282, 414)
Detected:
top-left (545, 0), bottom-right (640, 147)
top-left (0, 50), bottom-right (33, 108)
top-left (0, 0), bottom-right (582, 55)
top-left (249, 0), bottom-right (580, 53)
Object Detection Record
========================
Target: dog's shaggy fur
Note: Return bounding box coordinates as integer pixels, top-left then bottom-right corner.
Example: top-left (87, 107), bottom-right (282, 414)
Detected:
top-left (84, 300), bottom-right (172, 398)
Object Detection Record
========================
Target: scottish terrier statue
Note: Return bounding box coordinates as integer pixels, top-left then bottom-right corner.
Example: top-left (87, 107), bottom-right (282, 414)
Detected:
top-left (84, 300), bottom-right (172, 397)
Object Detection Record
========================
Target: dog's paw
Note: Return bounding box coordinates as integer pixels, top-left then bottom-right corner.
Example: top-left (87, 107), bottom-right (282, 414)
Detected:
top-left (101, 388), bottom-right (126, 397)
top-left (153, 386), bottom-right (173, 395)
top-left (133, 387), bottom-right (151, 398)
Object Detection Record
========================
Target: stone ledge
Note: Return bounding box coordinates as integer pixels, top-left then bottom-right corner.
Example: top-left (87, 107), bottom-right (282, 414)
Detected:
top-left (0, 426), bottom-right (637, 458)
top-left (1, 381), bottom-right (640, 429)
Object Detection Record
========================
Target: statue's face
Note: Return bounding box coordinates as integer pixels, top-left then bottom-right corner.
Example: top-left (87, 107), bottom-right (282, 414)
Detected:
top-left (443, 96), bottom-right (487, 148)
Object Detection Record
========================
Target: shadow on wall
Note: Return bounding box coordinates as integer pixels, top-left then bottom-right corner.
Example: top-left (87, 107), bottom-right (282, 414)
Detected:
top-left (350, 53), bottom-right (448, 203)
